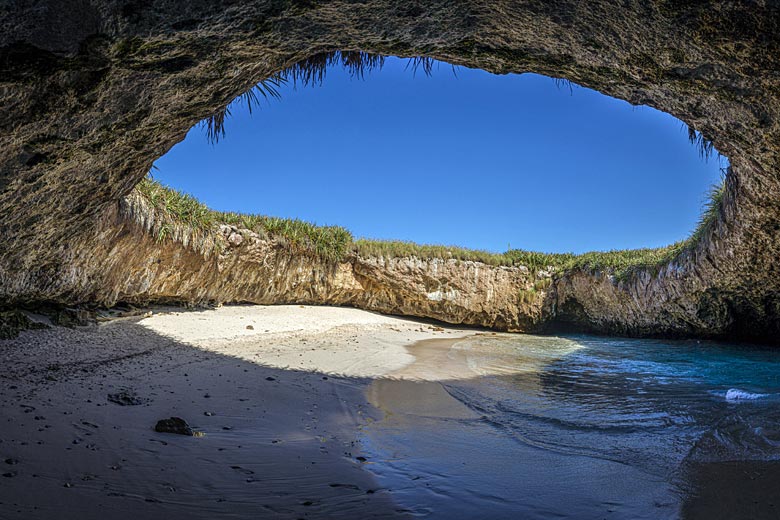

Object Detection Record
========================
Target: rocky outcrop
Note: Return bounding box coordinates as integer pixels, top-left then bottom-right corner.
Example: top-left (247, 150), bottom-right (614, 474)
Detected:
top-left (546, 160), bottom-right (780, 343)
top-left (1, 2), bottom-right (779, 342)
top-left (36, 193), bottom-right (543, 331)
top-left (0, 310), bottom-right (48, 339)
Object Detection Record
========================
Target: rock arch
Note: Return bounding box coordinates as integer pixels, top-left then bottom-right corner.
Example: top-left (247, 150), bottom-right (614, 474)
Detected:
top-left (1, 1), bottom-right (779, 341)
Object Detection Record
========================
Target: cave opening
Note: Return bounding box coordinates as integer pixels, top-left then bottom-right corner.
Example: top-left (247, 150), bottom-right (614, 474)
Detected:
top-left (5, 4), bottom-right (780, 517)
top-left (145, 53), bottom-right (726, 259)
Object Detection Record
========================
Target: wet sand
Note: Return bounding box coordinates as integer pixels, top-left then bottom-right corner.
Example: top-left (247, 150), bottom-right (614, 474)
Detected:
top-left (362, 334), bottom-right (780, 520)
top-left (0, 305), bottom-right (471, 519)
top-left (363, 336), bottom-right (680, 519)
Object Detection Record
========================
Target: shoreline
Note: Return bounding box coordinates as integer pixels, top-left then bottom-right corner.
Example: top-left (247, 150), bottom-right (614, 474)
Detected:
top-left (4, 304), bottom-right (778, 519)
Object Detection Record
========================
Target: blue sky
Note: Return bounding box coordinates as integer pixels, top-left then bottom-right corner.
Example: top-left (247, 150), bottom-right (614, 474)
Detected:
top-left (153, 57), bottom-right (725, 254)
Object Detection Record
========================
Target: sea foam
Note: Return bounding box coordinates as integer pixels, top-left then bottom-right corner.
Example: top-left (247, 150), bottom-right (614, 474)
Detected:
top-left (725, 388), bottom-right (768, 401)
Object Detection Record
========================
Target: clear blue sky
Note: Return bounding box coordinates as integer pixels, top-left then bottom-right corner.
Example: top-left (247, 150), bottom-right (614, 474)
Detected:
top-left (153, 57), bottom-right (725, 254)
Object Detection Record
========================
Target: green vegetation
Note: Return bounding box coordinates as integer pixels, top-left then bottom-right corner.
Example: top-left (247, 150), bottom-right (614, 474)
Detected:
top-left (690, 174), bottom-right (726, 243)
top-left (202, 77), bottom-right (285, 144)
top-left (517, 288), bottom-right (539, 305)
top-left (135, 176), bottom-right (214, 230)
top-left (135, 172), bottom-right (727, 281)
top-left (517, 278), bottom-right (555, 306)
top-left (686, 125), bottom-right (717, 162)
top-left (353, 240), bottom-right (526, 267)
top-left (135, 177), bottom-right (353, 261)
top-left (201, 51), bottom-right (434, 143)
top-left (354, 239), bottom-right (687, 279)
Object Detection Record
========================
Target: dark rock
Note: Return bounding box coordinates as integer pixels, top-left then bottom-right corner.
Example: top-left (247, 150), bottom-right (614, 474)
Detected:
top-left (50, 308), bottom-right (95, 328)
top-left (154, 417), bottom-right (200, 436)
top-left (0, 310), bottom-right (48, 340)
top-left (107, 389), bottom-right (146, 406)
top-left (329, 483), bottom-right (360, 490)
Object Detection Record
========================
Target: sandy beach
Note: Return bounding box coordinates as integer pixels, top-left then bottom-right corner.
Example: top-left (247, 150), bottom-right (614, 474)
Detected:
top-left (0, 305), bottom-right (472, 519)
top-left (3, 305), bottom-right (780, 520)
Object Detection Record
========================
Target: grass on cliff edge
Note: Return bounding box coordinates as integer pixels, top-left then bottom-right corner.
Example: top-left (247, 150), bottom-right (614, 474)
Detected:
top-left (135, 175), bottom-right (725, 280)
top-left (135, 177), bottom-right (353, 261)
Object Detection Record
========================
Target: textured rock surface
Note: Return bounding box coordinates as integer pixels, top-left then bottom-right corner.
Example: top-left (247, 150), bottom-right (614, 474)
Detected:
top-left (45, 194), bottom-right (542, 331)
top-left (0, 310), bottom-right (48, 339)
top-left (1, 1), bottom-right (779, 341)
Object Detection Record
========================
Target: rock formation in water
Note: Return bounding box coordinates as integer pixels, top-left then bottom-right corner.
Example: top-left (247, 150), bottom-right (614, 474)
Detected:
top-left (1, 1), bottom-right (779, 342)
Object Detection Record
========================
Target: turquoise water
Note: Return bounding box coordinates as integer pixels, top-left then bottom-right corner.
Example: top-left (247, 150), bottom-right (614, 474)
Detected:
top-left (363, 335), bottom-right (780, 519)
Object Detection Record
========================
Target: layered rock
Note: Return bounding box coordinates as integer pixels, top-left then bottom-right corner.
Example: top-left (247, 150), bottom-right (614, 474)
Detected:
top-left (46, 193), bottom-right (544, 331)
top-left (1, 1), bottom-right (779, 341)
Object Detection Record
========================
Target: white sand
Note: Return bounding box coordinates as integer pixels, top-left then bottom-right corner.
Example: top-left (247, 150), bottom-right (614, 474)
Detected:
top-left (142, 304), bottom-right (428, 341)
top-left (141, 305), bottom-right (473, 379)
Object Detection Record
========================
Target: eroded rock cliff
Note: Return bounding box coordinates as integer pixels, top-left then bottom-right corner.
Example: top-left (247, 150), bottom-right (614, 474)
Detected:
top-left (57, 193), bottom-right (545, 331)
top-left (1, 1), bottom-right (779, 341)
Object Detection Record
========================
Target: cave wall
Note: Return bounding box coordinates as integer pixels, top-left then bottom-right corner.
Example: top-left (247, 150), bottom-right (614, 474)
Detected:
top-left (1, 1), bottom-right (779, 341)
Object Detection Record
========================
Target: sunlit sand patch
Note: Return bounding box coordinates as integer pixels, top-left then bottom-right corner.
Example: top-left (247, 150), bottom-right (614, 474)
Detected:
top-left (388, 334), bottom-right (585, 382)
top-left (140, 304), bottom-right (467, 379)
top-left (456, 334), bottom-right (585, 377)
top-left (140, 305), bottom-right (583, 382)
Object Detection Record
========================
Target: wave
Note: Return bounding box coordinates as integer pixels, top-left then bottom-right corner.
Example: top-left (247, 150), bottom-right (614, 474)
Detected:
top-left (725, 388), bottom-right (769, 401)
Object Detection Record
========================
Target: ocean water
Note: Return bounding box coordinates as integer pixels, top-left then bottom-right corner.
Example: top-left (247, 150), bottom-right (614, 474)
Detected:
top-left (363, 334), bottom-right (780, 519)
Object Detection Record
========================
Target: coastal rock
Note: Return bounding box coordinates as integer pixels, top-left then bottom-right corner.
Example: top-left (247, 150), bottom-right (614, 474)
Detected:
top-left (228, 232), bottom-right (244, 247)
top-left (0, 2), bottom-right (779, 342)
top-left (40, 195), bottom-right (543, 332)
top-left (51, 308), bottom-right (95, 328)
top-left (154, 417), bottom-right (196, 436)
top-left (0, 311), bottom-right (48, 340)
top-left (107, 389), bottom-right (146, 406)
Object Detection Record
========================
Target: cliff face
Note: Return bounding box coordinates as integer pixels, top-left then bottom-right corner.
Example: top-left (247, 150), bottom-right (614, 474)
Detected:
top-left (548, 156), bottom-right (780, 342)
top-left (48, 194), bottom-right (543, 331)
top-left (1, 1), bottom-right (780, 341)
